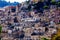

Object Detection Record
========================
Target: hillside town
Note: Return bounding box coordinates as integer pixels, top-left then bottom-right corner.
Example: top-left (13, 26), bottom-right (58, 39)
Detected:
top-left (0, 0), bottom-right (60, 40)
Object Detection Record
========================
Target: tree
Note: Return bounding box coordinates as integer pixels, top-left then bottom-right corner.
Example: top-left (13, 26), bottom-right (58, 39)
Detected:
top-left (51, 0), bottom-right (56, 5)
top-left (0, 25), bottom-right (2, 40)
top-left (56, 36), bottom-right (60, 40)
top-left (43, 5), bottom-right (49, 9)
top-left (57, 2), bottom-right (60, 7)
top-left (0, 25), bottom-right (2, 34)
top-left (41, 38), bottom-right (49, 40)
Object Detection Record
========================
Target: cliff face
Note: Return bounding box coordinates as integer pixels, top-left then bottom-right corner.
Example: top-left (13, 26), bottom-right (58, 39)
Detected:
top-left (0, 0), bottom-right (19, 7)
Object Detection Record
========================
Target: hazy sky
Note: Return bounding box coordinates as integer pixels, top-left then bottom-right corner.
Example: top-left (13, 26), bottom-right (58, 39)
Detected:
top-left (5, 0), bottom-right (28, 3)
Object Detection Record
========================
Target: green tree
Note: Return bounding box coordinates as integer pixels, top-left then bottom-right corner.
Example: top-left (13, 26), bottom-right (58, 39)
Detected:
top-left (0, 25), bottom-right (2, 34)
top-left (43, 5), bottom-right (49, 9)
top-left (58, 2), bottom-right (60, 5)
top-left (51, 0), bottom-right (56, 5)
top-left (0, 25), bottom-right (2, 40)
top-left (42, 38), bottom-right (49, 40)
top-left (57, 2), bottom-right (60, 7)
